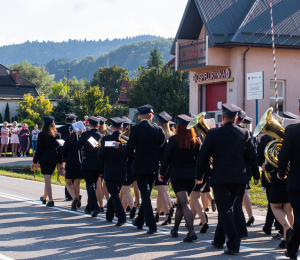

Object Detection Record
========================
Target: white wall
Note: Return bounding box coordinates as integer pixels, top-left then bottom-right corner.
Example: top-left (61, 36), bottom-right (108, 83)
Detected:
top-left (189, 72), bottom-right (199, 115)
top-left (0, 100), bottom-right (19, 122)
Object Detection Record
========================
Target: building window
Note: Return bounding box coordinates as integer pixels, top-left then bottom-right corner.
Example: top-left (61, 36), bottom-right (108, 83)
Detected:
top-left (270, 80), bottom-right (284, 116)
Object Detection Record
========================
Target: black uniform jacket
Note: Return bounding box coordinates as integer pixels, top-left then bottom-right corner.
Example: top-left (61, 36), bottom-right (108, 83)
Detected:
top-left (57, 124), bottom-right (71, 140)
top-left (61, 136), bottom-right (81, 171)
top-left (278, 123), bottom-right (300, 191)
top-left (196, 122), bottom-right (259, 185)
top-left (119, 120), bottom-right (166, 175)
top-left (74, 129), bottom-right (103, 171)
top-left (160, 135), bottom-right (200, 181)
top-left (97, 131), bottom-right (129, 182)
top-left (33, 132), bottom-right (62, 165)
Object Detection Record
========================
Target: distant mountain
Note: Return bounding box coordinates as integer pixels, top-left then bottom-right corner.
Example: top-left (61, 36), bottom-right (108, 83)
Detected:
top-left (0, 35), bottom-right (161, 66)
top-left (45, 38), bottom-right (174, 81)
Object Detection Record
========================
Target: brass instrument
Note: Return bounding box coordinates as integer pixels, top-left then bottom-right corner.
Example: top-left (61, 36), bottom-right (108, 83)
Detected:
top-left (187, 112), bottom-right (213, 167)
top-left (119, 125), bottom-right (130, 144)
top-left (253, 107), bottom-right (289, 183)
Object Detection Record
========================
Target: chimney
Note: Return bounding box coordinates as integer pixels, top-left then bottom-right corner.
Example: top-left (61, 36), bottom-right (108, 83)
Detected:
top-left (10, 70), bottom-right (19, 84)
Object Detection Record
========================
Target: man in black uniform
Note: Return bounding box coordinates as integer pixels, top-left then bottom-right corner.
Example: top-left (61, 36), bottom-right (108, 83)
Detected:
top-left (97, 117), bottom-right (128, 226)
top-left (57, 114), bottom-right (77, 201)
top-left (196, 103), bottom-right (259, 255)
top-left (278, 104), bottom-right (300, 259)
top-left (114, 104), bottom-right (166, 234)
top-left (74, 116), bottom-right (103, 217)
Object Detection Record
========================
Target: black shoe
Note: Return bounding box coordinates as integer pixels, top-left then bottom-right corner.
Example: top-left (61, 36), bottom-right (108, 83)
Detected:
top-left (246, 216), bottom-right (255, 226)
top-left (99, 207), bottom-right (104, 212)
top-left (160, 212), bottom-right (164, 216)
top-left (71, 198), bottom-right (78, 211)
top-left (240, 234), bottom-right (248, 241)
top-left (161, 214), bottom-right (171, 226)
top-left (224, 249), bottom-right (239, 255)
top-left (132, 219), bottom-right (143, 230)
top-left (263, 226), bottom-right (271, 236)
top-left (183, 232), bottom-right (198, 242)
top-left (171, 228), bottom-right (178, 237)
top-left (273, 232), bottom-right (284, 239)
top-left (212, 241), bottom-right (224, 249)
top-left (286, 228), bottom-right (293, 248)
top-left (130, 207), bottom-right (136, 219)
top-left (205, 208), bottom-right (209, 212)
top-left (285, 250), bottom-right (297, 260)
top-left (170, 207), bottom-right (174, 218)
top-left (126, 205), bottom-right (131, 212)
top-left (211, 199), bottom-right (216, 212)
top-left (279, 240), bottom-right (286, 249)
top-left (46, 201), bottom-right (54, 207)
top-left (84, 208), bottom-right (91, 214)
top-left (155, 213), bottom-right (160, 222)
top-left (106, 218), bottom-right (113, 222)
top-left (91, 210), bottom-right (98, 217)
top-left (77, 195), bottom-right (82, 208)
top-left (116, 220), bottom-right (126, 226)
top-left (40, 196), bottom-right (46, 204)
top-left (147, 229), bottom-right (157, 234)
top-left (200, 223), bottom-right (209, 233)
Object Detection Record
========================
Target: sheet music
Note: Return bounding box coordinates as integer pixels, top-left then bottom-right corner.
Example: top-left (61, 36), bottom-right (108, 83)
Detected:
top-left (56, 139), bottom-right (65, 146)
top-left (88, 137), bottom-right (98, 148)
top-left (72, 121), bottom-right (85, 132)
top-left (105, 141), bottom-right (115, 147)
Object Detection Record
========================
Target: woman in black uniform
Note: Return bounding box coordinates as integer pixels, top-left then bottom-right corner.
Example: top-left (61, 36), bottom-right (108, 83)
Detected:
top-left (32, 116), bottom-right (62, 207)
top-left (62, 127), bottom-right (83, 211)
top-left (159, 114), bottom-right (200, 242)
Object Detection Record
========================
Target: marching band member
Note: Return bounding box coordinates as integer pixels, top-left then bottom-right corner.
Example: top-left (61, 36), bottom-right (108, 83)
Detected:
top-left (155, 111), bottom-right (174, 225)
top-left (74, 116), bottom-right (103, 217)
top-left (114, 104), bottom-right (166, 234)
top-left (32, 116), bottom-right (62, 207)
top-left (159, 114), bottom-right (200, 241)
top-left (196, 103), bottom-right (259, 255)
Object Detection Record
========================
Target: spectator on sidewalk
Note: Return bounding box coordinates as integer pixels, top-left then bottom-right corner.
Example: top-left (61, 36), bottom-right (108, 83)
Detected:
top-left (31, 124), bottom-right (39, 155)
top-left (0, 121), bottom-right (10, 157)
top-left (20, 123), bottom-right (30, 157)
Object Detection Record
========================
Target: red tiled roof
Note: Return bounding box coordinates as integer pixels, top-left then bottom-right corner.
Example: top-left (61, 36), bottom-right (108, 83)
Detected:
top-left (118, 81), bottom-right (131, 103)
top-left (164, 57), bottom-right (175, 68)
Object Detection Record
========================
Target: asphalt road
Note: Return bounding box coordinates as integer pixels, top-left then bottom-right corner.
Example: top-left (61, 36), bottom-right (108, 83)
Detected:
top-left (0, 157), bottom-right (32, 167)
top-left (0, 175), bottom-right (291, 260)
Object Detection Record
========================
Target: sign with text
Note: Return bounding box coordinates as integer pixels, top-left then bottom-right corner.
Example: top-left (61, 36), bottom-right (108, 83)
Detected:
top-left (193, 69), bottom-right (231, 83)
top-left (247, 71), bottom-right (264, 100)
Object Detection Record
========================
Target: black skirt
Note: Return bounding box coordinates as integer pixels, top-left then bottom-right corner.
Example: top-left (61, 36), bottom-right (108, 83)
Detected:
top-left (269, 184), bottom-right (289, 204)
top-left (65, 169), bottom-right (83, 180)
top-left (171, 179), bottom-right (195, 195)
top-left (123, 177), bottom-right (135, 186)
top-left (40, 163), bottom-right (56, 176)
top-left (155, 175), bottom-right (167, 186)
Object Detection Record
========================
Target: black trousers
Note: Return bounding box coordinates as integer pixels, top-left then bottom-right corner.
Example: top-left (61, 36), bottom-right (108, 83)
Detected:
top-left (105, 180), bottom-right (126, 222)
top-left (264, 186), bottom-right (275, 231)
top-left (234, 185), bottom-right (248, 238)
top-left (213, 183), bottom-right (244, 251)
top-left (135, 174), bottom-right (157, 231)
top-left (84, 171), bottom-right (100, 212)
top-left (288, 190), bottom-right (300, 256)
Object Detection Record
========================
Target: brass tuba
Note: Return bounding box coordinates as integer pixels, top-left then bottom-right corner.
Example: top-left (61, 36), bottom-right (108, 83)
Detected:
top-left (253, 107), bottom-right (286, 183)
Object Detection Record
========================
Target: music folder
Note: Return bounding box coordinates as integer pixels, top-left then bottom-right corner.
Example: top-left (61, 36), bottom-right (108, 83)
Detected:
top-left (105, 141), bottom-right (115, 147)
top-left (87, 137), bottom-right (98, 148)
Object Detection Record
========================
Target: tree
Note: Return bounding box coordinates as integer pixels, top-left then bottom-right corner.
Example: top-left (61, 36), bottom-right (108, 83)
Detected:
top-left (106, 105), bottom-right (129, 123)
top-left (17, 94), bottom-right (54, 125)
top-left (126, 65), bottom-right (189, 120)
top-left (73, 86), bottom-right (112, 120)
top-left (64, 76), bottom-right (88, 96)
top-left (52, 97), bottom-right (77, 125)
top-left (90, 65), bottom-right (130, 105)
top-left (20, 119), bottom-right (35, 128)
top-left (4, 103), bottom-right (10, 122)
top-left (8, 61), bottom-right (53, 96)
top-left (147, 46), bottom-right (164, 68)
top-left (0, 112), bottom-right (3, 123)
top-left (48, 81), bottom-right (68, 98)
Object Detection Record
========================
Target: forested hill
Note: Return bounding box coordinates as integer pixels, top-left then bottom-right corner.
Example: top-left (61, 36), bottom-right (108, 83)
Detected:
top-left (0, 35), bottom-right (161, 66)
top-left (45, 38), bottom-right (174, 81)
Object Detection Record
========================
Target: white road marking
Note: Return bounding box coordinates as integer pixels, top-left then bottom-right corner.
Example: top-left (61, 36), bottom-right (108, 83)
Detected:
top-left (0, 253), bottom-right (15, 260)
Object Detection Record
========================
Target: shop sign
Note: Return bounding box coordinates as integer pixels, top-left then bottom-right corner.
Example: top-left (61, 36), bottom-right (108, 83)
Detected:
top-left (193, 69), bottom-right (231, 83)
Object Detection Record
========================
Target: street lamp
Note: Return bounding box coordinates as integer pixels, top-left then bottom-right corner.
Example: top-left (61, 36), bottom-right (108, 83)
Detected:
top-left (67, 67), bottom-right (70, 97)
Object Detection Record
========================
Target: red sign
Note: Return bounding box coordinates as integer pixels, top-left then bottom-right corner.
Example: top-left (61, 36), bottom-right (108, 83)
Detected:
top-left (193, 69), bottom-right (231, 83)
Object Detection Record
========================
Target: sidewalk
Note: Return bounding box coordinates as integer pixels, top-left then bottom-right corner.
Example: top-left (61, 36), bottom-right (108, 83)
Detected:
top-left (0, 157), bottom-right (32, 166)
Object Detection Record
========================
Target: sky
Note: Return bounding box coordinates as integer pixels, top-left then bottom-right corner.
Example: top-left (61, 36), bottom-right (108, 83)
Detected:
top-left (0, 0), bottom-right (187, 47)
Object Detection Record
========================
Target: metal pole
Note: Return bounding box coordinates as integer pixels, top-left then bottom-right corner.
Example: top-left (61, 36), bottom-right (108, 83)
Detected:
top-left (67, 67), bottom-right (70, 97)
top-left (270, 0), bottom-right (278, 114)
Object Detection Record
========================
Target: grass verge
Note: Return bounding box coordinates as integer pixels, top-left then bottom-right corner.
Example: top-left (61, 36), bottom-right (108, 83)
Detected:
top-left (0, 167), bottom-right (266, 207)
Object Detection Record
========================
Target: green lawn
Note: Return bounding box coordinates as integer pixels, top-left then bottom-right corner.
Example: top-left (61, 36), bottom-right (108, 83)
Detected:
top-left (0, 167), bottom-right (267, 207)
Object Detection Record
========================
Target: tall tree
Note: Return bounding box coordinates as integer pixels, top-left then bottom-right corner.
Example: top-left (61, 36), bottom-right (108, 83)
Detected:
top-left (8, 61), bottom-right (53, 96)
top-left (0, 112), bottom-right (3, 123)
top-left (127, 65), bottom-right (189, 120)
top-left (4, 103), bottom-right (10, 122)
top-left (17, 94), bottom-right (53, 125)
top-left (90, 65), bottom-right (131, 105)
top-left (147, 46), bottom-right (164, 68)
top-left (48, 81), bottom-right (68, 98)
top-left (51, 97), bottom-right (77, 125)
top-left (73, 86), bottom-right (112, 120)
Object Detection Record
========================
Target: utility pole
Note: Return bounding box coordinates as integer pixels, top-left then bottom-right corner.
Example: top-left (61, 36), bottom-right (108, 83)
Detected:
top-left (67, 67), bottom-right (70, 97)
